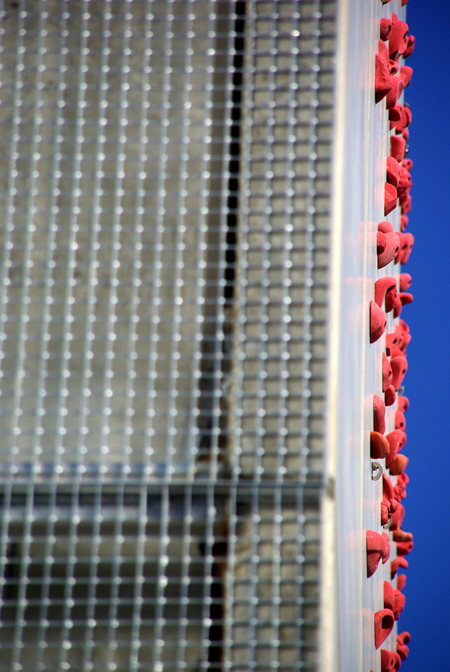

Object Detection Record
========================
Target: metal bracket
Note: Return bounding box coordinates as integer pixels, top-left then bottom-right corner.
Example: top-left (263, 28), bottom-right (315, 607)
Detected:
top-left (371, 461), bottom-right (383, 481)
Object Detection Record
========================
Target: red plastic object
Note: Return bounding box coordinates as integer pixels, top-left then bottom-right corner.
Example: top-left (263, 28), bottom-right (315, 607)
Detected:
top-left (400, 292), bottom-right (413, 307)
top-left (394, 473), bottom-right (409, 502)
top-left (404, 34), bottom-right (415, 58)
top-left (370, 431), bottom-right (390, 460)
top-left (375, 41), bottom-right (393, 104)
top-left (399, 274), bottom-right (411, 292)
top-left (395, 232), bottom-right (414, 265)
top-left (367, 530), bottom-right (390, 578)
top-left (374, 277), bottom-right (397, 312)
top-left (377, 231), bottom-right (387, 256)
top-left (400, 215), bottom-right (408, 232)
top-left (378, 231), bottom-right (400, 268)
top-left (385, 333), bottom-right (397, 356)
top-left (397, 396), bottom-right (409, 413)
top-left (391, 355), bottom-right (408, 391)
top-left (397, 632), bottom-right (411, 661)
top-left (384, 580), bottom-right (395, 611)
top-left (402, 158), bottom-right (413, 171)
top-left (389, 19), bottom-right (409, 60)
top-left (381, 649), bottom-right (401, 672)
top-left (390, 504), bottom-right (405, 531)
top-left (393, 589), bottom-right (406, 620)
top-left (394, 320), bottom-right (411, 352)
top-left (390, 454), bottom-right (409, 475)
top-left (370, 301), bottom-right (387, 344)
top-left (395, 106), bottom-right (412, 134)
top-left (397, 540), bottom-right (414, 556)
top-left (386, 429), bottom-right (406, 468)
top-left (391, 556), bottom-right (408, 579)
top-left (384, 183), bottom-right (397, 216)
top-left (385, 385), bottom-right (396, 407)
top-left (375, 609), bottom-right (395, 649)
top-left (382, 353), bottom-right (393, 392)
top-left (397, 575), bottom-right (407, 591)
top-left (386, 157), bottom-right (400, 189)
top-left (378, 221), bottom-right (393, 234)
top-left (385, 76), bottom-right (403, 110)
top-left (373, 395), bottom-right (386, 434)
top-left (400, 193), bottom-right (412, 216)
top-left (380, 18), bottom-right (392, 42)
top-left (393, 292), bottom-right (413, 319)
top-left (390, 135), bottom-right (405, 162)
top-left (389, 104), bottom-right (403, 126)
top-left (400, 65), bottom-right (413, 88)
top-left (393, 527), bottom-right (413, 543)
top-left (395, 410), bottom-right (406, 431)
top-left (381, 474), bottom-right (398, 527)
top-left (398, 166), bottom-right (412, 194)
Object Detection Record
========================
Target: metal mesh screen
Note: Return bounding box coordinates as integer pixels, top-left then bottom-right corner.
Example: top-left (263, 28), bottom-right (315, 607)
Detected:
top-left (0, 1), bottom-right (336, 670)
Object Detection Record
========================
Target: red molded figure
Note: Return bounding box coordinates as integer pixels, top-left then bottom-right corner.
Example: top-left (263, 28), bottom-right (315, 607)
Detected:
top-left (375, 40), bottom-right (393, 104)
top-left (385, 429), bottom-right (406, 468)
top-left (381, 474), bottom-right (398, 527)
top-left (380, 18), bottom-right (392, 42)
top-left (367, 530), bottom-right (390, 577)
top-left (399, 273), bottom-right (411, 292)
top-left (390, 135), bottom-right (405, 162)
top-left (374, 276), bottom-right (397, 312)
top-left (385, 332), bottom-right (398, 356)
top-left (388, 16), bottom-right (409, 60)
top-left (391, 556), bottom-right (408, 580)
top-left (373, 395), bottom-right (386, 434)
top-left (382, 353), bottom-right (393, 392)
top-left (385, 183), bottom-right (398, 216)
top-left (390, 453), bottom-right (409, 475)
top-left (375, 609), bottom-right (395, 649)
top-left (381, 649), bottom-right (401, 672)
top-left (370, 301), bottom-right (387, 343)
top-left (404, 34), bottom-right (415, 58)
top-left (397, 632), bottom-right (411, 660)
top-left (397, 396), bottom-right (409, 413)
top-left (395, 410), bottom-right (406, 431)
top-left (371, 431), bottom-right (390, 459)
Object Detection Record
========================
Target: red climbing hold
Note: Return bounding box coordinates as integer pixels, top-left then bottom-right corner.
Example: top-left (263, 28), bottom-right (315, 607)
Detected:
top-left (381, 649), bottom-right (401, 672)
top-left (374, 277), bottom-right (397, 312)
top-left (399, 273), bottom-right (411, 292)
top-left (371, 431), bottom-right (390, 460)
top-left (389, 453), bottom-right (409, 475)
top-left (397, 396), bottom-right (409, 413)
top-left (380, 19), bottom-right (392, 42)
top-left (390, 135), bottom-right (405, 162)
top-left (375, 41), bottom-right (393, 104)
top-left (375, 609), bottom-right (395, 649)
top-left (367, 530), bottom-right (390, 578)
top-left (384, 183), bottom-right (398, 216)
top-left (373, 395), bottom-right (386, 434)
top-left (370, 301), bottom-right (387, 344)
top-left (404, 34), bottom-right (415, 58)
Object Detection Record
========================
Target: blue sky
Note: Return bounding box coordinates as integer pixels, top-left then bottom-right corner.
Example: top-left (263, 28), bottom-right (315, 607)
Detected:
top-left (394, 1), bottom-right (450, 668)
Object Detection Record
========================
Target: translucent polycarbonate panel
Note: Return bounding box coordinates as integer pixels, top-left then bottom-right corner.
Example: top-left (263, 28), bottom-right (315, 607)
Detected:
top-left (0, 0), bottom-right (338, 670)
top-left (228, 0), bottom-right (336, 485)
top-left (0, 0), bottom-right (233, 476)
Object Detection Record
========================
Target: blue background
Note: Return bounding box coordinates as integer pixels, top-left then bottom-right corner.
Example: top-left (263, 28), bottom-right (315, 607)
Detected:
top-left (393, 1), bottom-right (450, 669)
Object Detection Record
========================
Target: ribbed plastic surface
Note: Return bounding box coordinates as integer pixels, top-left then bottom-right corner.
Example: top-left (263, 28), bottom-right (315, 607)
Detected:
top-left (0, 1), bottom-right (336, 669)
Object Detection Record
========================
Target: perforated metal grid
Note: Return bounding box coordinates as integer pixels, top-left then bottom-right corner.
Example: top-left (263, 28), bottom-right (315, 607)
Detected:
top-left (0, 1), bottom-right (336, 670)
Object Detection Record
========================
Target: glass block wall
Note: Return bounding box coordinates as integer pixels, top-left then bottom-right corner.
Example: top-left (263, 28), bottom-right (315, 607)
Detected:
top-left (0, 1), bottom-right (336, 670)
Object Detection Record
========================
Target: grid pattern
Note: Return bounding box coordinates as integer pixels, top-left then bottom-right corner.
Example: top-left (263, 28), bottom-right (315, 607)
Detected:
top-left (0, 1), bottom-right (336, 670)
